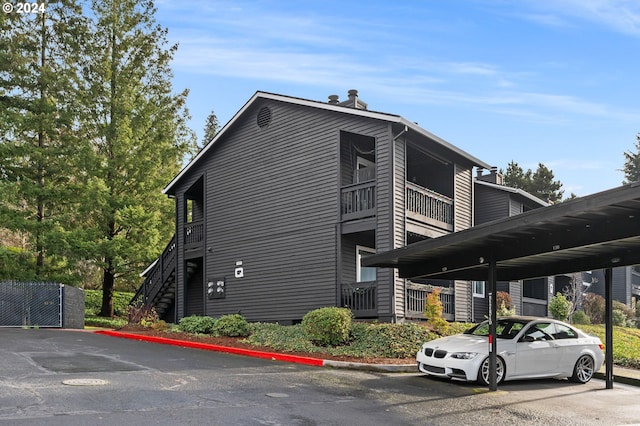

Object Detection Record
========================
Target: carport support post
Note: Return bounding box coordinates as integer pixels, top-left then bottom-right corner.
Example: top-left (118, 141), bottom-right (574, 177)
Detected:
top-left (488, 258), bottom-right (498, 391)
top-left (605, 268), bottom-right (614, 389)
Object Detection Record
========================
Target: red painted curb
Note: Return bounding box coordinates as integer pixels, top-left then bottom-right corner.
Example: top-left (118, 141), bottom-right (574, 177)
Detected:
top-left (94, 330), bottom-right (325, 367)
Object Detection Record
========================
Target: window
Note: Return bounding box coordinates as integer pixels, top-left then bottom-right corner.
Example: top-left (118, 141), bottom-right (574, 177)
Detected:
top-left (552, 323), bottom-right (577, 339)
top-left (356, 246), bottom-right (376, 282)
top-left (473, 281), bottom-right (485, 298)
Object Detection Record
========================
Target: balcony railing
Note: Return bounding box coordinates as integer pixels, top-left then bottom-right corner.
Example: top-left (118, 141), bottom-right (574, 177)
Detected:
top-left (406, 182), bottom-right (454, 230)
top-left (341, 181), bottom-right (376, 221)
top-left (405, 281), bottom-right (454, 321)
top-left (184, 220), bottom-right (204, 249)
top-left (340, 281), bottom-right (377, 318)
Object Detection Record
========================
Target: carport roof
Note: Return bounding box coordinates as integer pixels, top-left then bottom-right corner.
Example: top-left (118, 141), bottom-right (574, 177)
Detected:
top-left (363, 182), bottom-right (640, 281)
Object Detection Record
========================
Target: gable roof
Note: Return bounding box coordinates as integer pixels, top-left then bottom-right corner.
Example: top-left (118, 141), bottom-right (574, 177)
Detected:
top-left (475, 179), bottom-right (549, 207)
top-left (163, 91), bottom-right (492, 195)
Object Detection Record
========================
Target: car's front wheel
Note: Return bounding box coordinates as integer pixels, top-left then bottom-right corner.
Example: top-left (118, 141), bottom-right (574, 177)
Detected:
top-left (477, 356), bottom-right (505, 386)
top-left (571, 355), bottom-right (595, 384)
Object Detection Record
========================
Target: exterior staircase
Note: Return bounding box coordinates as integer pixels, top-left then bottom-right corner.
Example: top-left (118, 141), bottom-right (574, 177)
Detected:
top-left (132, 235), bottom-right (177, 320)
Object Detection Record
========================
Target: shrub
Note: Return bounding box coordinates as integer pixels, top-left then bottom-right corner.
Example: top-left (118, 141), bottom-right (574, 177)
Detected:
top-left (424, 289), bottom-right (449, 334)
top-left (571, 310), bottom-right (591, 325)
top-left (497, 301), bottom-right (516, 317)
top-left (583, 293), bottom-right (605, 324)
top-left (126, 302), bottom-right (159, 327)
top-left (302, 307), bottom-right (352, 346)
top-left (212, 314), bottom-right (250, 337)
top-left (84, 289), bottom-right (135, 317)
top-left (549, 292), bottom-right (571, 321)
top-left (178, 315), bottom-right (217, 334)
top-left (613, 309), bottom-right (627, 327)
top-left (497, 291), bottom-right (512, 309)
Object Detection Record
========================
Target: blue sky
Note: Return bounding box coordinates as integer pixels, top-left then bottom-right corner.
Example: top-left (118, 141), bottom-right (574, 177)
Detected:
top-left (154, 0), bottom-right (640, 197)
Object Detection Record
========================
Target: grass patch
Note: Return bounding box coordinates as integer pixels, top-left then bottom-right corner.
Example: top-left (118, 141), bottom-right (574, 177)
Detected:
top-left (579, 324), bottom-right (640, 369)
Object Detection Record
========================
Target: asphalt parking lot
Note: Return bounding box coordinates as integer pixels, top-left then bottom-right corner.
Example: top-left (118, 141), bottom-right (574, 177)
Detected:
top-left (2, 328), bottom-right (640, 425)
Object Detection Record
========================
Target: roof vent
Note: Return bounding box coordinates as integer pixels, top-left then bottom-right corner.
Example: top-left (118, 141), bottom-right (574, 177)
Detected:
top-left (256, 106), bottom-right (272, 128)
top-left (328, 94), bottom-right (340, 105)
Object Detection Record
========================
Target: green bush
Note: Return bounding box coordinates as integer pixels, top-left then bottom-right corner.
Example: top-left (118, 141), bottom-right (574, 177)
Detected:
top-left (212, 314), bottom-right (250, 337)
top-left (84, 289), bottom-right (134, 317)
top-left (549, 292), bottom-right (571, 321)
top-left (302, 307), bottom-right (353, 346)
top-left (178, 315), bottom-right (217, 334)
top-left (84, 316), bottom-right (127, 329)
top-left (613, 309), bottom-right (627, 326)
top-left (341, 322), bottom-right (435, 358)
top-left (571, 310), bottom-right (590, 325)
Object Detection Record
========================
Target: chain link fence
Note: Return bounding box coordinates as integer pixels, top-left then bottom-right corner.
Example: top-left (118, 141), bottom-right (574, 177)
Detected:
top-left (0, 281), bottom-right (62, 327)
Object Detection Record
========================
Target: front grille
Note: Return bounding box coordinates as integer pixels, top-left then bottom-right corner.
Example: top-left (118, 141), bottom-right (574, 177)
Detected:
top-left (423, 365), bottom-right (446, 374)
top-left (434, 349), bottom-right (447, 359)
top-left (424, 348), bottom-right (434, 356)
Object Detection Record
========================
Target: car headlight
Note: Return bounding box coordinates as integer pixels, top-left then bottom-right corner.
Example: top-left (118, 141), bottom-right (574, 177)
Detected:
top-left (450, 352), bottom-right (478, 360)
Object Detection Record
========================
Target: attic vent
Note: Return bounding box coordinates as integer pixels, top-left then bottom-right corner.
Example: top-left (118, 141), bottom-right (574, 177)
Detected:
top-left (256, 106), bottom-right (272, 128)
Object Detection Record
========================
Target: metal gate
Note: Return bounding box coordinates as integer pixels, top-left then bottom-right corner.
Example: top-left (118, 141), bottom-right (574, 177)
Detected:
top-left (0, 281), bottom-right (62, 327)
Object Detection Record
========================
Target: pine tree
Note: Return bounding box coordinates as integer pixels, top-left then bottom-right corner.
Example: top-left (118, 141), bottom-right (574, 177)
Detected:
top-left (0, 1), bottom-right (89, 282)
top-left (79, 0), bottom-right (196, 316)
top-left (622, 134), bottom-right (640, 184)
top-left (501, 161), bottom-right (564, 203)
top-left (202, 109), bottom-right (220, 148)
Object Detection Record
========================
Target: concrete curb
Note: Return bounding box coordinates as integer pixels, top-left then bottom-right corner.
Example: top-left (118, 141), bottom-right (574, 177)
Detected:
top-left (94, 330), bottom-right (415, 372)
top-left (94, 331), bottom-right (640, 382)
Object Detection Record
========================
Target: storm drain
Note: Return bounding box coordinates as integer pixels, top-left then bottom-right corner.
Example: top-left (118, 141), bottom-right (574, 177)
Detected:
top-left (62, 378), bottom-right (108, 386)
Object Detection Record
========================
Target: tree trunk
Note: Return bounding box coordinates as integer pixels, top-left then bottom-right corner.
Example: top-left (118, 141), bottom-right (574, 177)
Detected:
top-left (99, 258), bottom-right (115, 317)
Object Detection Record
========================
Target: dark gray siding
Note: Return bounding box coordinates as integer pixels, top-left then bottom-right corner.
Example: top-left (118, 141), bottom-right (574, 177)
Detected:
top-left (475, 185), bottom-right (509, 225)
top-left (588, 267), bottom-right (632, 305)
top-left (195, 100), bottom-right (390, 323)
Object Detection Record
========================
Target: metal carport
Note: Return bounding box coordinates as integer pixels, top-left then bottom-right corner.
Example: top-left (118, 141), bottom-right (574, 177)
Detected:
top-left (364, 181), bottom-right (640, 390)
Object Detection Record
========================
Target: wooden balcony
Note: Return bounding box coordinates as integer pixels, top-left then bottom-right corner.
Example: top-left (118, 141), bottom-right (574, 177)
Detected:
top-left (405, 281), bottom-right (454, 321)
top-left (184, 220), bottom-right (204, 250)
top-left (341, 181), bottom-right (376, 221)
top-left (406, 182), bottom-right (454, 231)
top-left (340, 281), bottom-right (377, 318)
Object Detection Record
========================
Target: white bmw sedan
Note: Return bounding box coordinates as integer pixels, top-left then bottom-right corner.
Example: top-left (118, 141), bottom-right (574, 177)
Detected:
top-left (416, 316), bottom-right (604, 385)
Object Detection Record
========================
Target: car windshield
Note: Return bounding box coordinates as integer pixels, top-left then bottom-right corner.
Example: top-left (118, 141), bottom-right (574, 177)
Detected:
top-left (464, 319), bottom-right (529, 339)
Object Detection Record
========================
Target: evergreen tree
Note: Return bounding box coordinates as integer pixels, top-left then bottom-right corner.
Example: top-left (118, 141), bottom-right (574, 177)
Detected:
top-left (79, 0), bottom-right (196, 316)
top-left (202, 109), bottom-right (219, 147)
top-left (501, 161), bottom-right (564, 203)
top-left (0, 1), bottom-right (88, 282)
top-left (622, 134), bottom-right (640, 184)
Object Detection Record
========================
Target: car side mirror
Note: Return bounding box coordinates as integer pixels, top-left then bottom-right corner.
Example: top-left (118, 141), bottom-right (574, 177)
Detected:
top-left (521, 335), bottom-right (535, 343)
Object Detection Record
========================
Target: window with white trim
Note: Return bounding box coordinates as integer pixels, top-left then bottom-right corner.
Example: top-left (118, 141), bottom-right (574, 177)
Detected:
top-left (356, 246), bottom-right (376, 282)
top-left (473, 281), bottom-right (485, 298)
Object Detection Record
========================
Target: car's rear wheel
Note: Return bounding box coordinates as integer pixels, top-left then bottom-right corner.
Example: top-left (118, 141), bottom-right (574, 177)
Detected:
top-left (571, 355), bottom-right (595, 384)
top-left (477, 356), bottom-right (505, 386)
